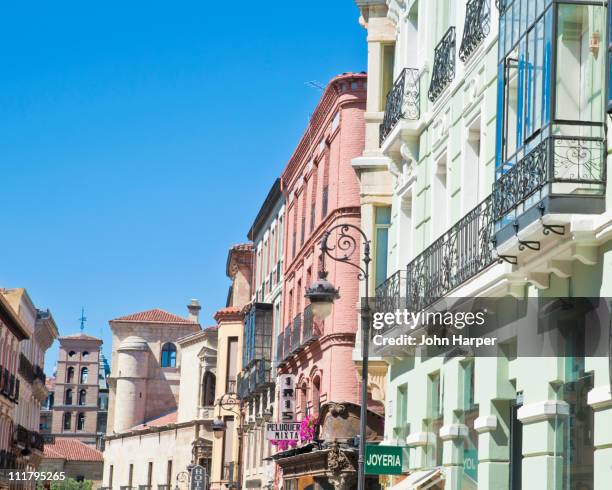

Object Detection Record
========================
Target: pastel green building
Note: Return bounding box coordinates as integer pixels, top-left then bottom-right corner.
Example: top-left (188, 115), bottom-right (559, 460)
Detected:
top-left (353, 0), bottom-right (612, 488)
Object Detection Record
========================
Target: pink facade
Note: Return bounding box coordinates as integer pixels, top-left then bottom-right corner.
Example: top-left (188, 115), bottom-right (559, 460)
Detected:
top-left (278, 73), bottom-right (366, 420)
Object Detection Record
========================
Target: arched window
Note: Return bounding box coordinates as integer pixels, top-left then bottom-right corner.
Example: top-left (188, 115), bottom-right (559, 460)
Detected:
top-left (68, 351), bottom-right (76, 358)
top-left (201, 371), bottom-right (216, 407)
top-left (65, 389), bottom-right (73, 405)
top-left (161, 343), bottom-right (177, 368)
top-left (66, 367), bottom-right (74, 383)
top-left (82, 351), bottom-right (89, 359)
top-left (312, 376), bottom-right (321, 417)
top-left (77, 413), bottom-right (85, 431)
top-left (63, 412), bottom-right (72, 430)
top-left (80, 367), bottom-right (88, 384)
top-left (78, 389), bottom-right (87, 406)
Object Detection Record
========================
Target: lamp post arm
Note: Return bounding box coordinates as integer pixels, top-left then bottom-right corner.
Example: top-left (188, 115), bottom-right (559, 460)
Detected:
top-left (319, 223), bottom-right (371, 279)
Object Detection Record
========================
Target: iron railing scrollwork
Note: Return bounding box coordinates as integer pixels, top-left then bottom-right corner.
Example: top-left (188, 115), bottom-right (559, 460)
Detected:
top-left (495, 0), bottom-right (507, 13)
top-left (493, 137), bottom-right (605, 221)
top-left (459, 0), bottom-right (490, 61)
top-left (428, 27), bottom-right (456, 103)
top-left (302, 304), bottom-right (320, 344)
top-left (375, 269), bottom-right (407, 316)
top-left (406, 196), bottom-right (495, 313)
top-left (379, 68), bottom-right (420, 144)
top-left (291, 313), bottom-right (302, 353)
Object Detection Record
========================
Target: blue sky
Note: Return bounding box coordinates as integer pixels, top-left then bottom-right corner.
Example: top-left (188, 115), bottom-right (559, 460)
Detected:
top-left (0, 1), bottom-right (366, 373)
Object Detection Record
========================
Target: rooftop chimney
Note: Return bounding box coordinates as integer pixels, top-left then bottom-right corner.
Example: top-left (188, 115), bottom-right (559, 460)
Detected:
top-left (187, 299), bottom-right (201, 324)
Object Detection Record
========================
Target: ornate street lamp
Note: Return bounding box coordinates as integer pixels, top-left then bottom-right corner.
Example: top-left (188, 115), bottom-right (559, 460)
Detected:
top-left (304, 223), bottom-right (371, 490)
top-left (212, 393), bottom-right (244, 488)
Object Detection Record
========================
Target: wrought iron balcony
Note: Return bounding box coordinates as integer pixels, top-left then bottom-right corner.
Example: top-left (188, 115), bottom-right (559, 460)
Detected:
top-left (373, 196), bottom-right (495, 323)
top-left (493, 137), bottom-right (606, 227)
top-left (495, 0), bottom-right (507, 13)
top-left (459, 0), bottom-right (490, 61)
top-left (302, 304), bottom-right (320, 345)
top-left (19, 353), bottom-right (35, 385)
top-left (291, 313), bottom-right (302, 353)
top-left (428, 27), bottom-right (456, 103)
top-left (379, 68), bottom-right (420, 145)
top-left (15, 425), bottom-right (29, 447)
top-left (284, 325), bottom-right (291, 359)
top-left (375, 269), bottom-right (407, 314)
top-left (238, 359), bottom-right (272, 400)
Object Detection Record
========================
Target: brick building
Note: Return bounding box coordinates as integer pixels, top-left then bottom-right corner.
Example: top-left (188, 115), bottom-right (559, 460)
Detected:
top-left (50, 333), bottom-right (103, 447)
top-left (272, 73), bottom-right (383, 489)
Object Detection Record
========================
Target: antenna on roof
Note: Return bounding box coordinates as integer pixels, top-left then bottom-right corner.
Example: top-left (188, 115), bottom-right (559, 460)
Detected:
top-left (304, 80), bottom-right (325, 92)
top-left (79, 307), bottom-right (87, 332)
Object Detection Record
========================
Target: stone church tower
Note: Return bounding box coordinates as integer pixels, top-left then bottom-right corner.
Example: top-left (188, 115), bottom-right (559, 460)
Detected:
top-left (51, 333), bottom-right (103, 446)
top-left (106, 306), bottom-right (201, 434)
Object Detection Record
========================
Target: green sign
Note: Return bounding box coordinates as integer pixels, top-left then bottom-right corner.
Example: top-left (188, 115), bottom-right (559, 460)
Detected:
top-left (365, 444), bottom-right (403, 475)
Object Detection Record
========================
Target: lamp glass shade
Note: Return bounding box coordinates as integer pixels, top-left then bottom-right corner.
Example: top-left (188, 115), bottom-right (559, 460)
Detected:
top-left (311, 301), bottom-right (333, 321)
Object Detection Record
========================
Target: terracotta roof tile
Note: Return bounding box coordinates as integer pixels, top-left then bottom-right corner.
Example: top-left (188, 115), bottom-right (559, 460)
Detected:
top-left (131, 411), bottom-right (178, 430)
top-left (214, 306), bottom-right (243, 323)
top-left (111, 308), bottom-right (195, 325)
top-left (43, 438), bottom-right (103, 462)
top-left (60, 333), bottom-right (101, 341)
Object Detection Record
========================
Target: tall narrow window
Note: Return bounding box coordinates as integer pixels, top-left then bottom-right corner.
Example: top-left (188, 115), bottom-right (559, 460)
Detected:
top-left (429, 372), bottom-right (443, 467)
top-left (374, 207), bottom-right (391, 287)
top-left (128, 464), bottom-right (134, 489)
top-left (380, 44), bottom-right (396, 110)
top-left (63, 412), bottom-right (71, 430)
top-left (161, 343), bottom-right (177, 368)
top-left (77, 412), bottom-right (85, 430)
top-left (109, 465), bottom-right (114, 489)
top-left (226, 338), bottom-right (238, 393)
top-left (80, 367), bottom-right (88, 384)
top-left (312, 376), bottom-right (321, 417)
top-left (65, 388), bottom-right (73, 405)
top-left (66, 366), bottom-right (74, 383)
top-left (78, 389), bottom-right (86, 406)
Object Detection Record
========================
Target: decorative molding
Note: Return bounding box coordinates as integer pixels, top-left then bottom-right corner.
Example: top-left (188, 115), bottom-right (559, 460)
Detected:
top-left (439, 424), bottom-right (468, 440)
top-left (587, 385), bottom-right (612, 410)
top-left (517, 400), bottom-right (569, 424)
top-left (474, 415), bottom-right (498, 433)
top-left (406, 431), bottom-right (436, 447)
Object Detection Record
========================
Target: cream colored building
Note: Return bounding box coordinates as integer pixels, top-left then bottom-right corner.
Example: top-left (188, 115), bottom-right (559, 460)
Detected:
top-left (1, 288), bottom-right (58, 474)
top-left (209, 243), bottom-right (253, 490)
top-left (102, 302), bottom-right (217, 490)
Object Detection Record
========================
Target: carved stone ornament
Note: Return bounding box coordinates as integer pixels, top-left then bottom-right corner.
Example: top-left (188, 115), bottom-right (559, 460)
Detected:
top-left (328, 402), bottom-right (348, 418)
top-left (327, 444), bottom-right (350, 473)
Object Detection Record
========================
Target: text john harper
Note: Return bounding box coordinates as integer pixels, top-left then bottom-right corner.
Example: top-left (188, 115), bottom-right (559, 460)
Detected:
top-left (372, 333), bottom-right (497, 348)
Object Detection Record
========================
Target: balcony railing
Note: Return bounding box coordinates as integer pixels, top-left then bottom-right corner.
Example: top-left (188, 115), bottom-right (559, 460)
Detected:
top-left (428, 27), bottom-right (456, 103)
top-left (19, 354), bottom-right (36, 385)
top-left (302, 304), bottom-right (320, 344)
top-left (406, 196), bottom-right (495, 312)
top-left (379, 68), bottom-right (420, 144)
top-left (375, 269), bottom-right (407, 315)
top-left (291, 314), bottom-right (302, 353)
top-left (15, 425), bottom-right (29, 447)
top-left (284, 325), bottom-right (291, 359)
top-left (493, 137), bottom-right (606, 223)
top-left (459, 0), bottom-right (490, 61)
top-left (376, 197), bottom-right (495, 323)
top-left (238, 360), bottom-right (272, 399)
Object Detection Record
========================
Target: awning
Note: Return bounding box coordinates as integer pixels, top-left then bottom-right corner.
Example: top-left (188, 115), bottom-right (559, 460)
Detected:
top-left (389, 468), bottom-right (445, 489)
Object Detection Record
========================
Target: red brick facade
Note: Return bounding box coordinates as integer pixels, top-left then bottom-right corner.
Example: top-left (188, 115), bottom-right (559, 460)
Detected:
top-left (278, 73), bottom-right (366, 417)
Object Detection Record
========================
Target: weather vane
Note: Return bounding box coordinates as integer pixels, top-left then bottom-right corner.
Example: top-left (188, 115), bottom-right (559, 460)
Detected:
top-left (79, 307), bottom-right (87, 332)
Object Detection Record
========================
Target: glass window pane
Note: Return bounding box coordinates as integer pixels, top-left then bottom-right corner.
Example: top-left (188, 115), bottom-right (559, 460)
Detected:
top-left (375, 206), bottom-right (391, 225)
top-left (375, 227), bottom-right (389, 287)
top-left (534, 18), bottom-right (544, 133)
top-left (555, 5), bottom-right (605, 126)
top-left (543, 7), bottom-right (553, 125)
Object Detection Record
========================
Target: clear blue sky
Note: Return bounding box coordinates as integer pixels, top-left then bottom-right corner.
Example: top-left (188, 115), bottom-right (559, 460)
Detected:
top-left (0, 1), bottom-right (366, 373)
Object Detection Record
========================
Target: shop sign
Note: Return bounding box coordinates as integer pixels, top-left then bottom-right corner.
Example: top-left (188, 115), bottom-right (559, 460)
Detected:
top-left (364, 445), bottom-right (403, 475)
top-left (265, 422), bottom-right (301, 441)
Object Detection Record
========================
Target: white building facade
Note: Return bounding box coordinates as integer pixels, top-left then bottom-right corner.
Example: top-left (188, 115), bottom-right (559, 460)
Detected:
top-left (355, 0), bottom-right (612, 488)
